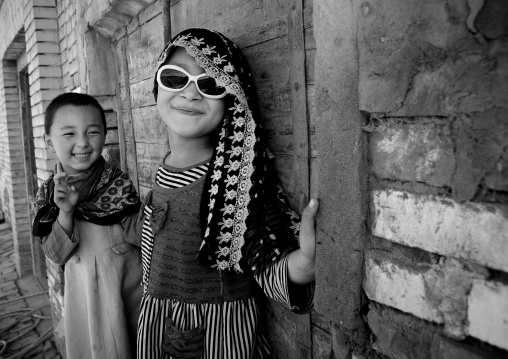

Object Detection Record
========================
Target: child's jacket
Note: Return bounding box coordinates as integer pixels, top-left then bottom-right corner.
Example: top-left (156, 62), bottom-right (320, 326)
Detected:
top-left (33, 158), bottom-right (142, 359)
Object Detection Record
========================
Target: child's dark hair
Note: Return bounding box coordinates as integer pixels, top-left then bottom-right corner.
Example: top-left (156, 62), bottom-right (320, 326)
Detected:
top-left (44, 93), bottom-right (107, 135)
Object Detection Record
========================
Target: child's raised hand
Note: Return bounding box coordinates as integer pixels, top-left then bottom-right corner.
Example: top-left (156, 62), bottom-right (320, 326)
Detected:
top-left (288, 198), bottom-right (319, 285)
top-left (53, 162), bottom-right (78, 215)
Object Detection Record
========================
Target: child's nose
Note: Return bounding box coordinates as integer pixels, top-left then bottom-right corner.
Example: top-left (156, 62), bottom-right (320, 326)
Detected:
top-left (76, 135), bottom-right (90, 147)
top-left (181, 80), bottom-right (202, 100)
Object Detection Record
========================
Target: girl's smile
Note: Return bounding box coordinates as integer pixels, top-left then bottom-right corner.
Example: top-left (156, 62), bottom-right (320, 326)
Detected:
top-left (172, 106), bottom-right (205, 116)
top-left (157, 47), bottom-right (225, 141)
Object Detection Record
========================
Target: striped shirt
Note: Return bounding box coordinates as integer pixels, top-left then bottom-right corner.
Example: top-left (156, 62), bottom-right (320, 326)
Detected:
top-left (138, 161), bottom-right (299, 359)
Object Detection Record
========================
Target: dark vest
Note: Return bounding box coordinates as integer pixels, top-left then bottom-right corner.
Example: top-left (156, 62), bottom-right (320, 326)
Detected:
top-left (146, 178), bottom-right (258, 303)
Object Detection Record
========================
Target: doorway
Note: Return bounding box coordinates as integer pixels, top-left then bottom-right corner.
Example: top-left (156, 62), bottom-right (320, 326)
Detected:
top-left (18, 60), bottom-right (46, 281)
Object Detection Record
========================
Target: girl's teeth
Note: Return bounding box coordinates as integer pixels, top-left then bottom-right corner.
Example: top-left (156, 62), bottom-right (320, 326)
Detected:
top-left (75, 154), bottom-right (89, 158)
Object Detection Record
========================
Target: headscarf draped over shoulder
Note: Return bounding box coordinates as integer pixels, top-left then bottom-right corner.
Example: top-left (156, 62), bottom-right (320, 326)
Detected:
top-left (155, 28), bottom-right (300, 274)
top-left (33, 157), bottom-right (141, 238)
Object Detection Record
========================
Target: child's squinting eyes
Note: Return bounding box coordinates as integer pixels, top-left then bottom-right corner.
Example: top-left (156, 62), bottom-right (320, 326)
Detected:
top-left (62, 129), bottom-right (101, 136)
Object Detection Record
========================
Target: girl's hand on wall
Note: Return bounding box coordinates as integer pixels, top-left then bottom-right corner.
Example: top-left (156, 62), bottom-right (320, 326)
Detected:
top-left (53, 162), bottom-right (78, 215)
top-left (288, 198), bottom-right (319, 285)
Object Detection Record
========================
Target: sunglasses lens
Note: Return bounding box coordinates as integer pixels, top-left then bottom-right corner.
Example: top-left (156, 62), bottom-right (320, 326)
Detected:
top-left (197, 77), bottom-right (226, 96)
top-left (159, 66), bottom-right (227, 98)
top-left (159, 68), bottom-right (188, 89)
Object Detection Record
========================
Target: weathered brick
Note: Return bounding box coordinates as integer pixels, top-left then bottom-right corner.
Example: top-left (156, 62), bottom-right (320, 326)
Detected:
top-left (372, 189), bottom-right (508, 272)
top-left (467, 279), bottom-right (508, 351)
top-left (26, 29), bottom-right (59, 51)
top-left (369, 120), bottom-right (454, 187)
top-left (364, 250), bottom-right (487, 338)
top-left (367, 303), bottom-right (437, 359)
top-left (29, 77), bottom-right (63, 96)
top-left (31, 6), bottom-right (58, 19)
top-left (32, 18), bottom-right (58, 30)
top-left (28, 54), bottom-right (61, 73)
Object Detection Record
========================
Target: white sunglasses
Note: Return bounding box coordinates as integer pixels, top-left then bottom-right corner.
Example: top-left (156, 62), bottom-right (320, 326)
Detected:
top-left (156, 65), bottom-right (227, 99)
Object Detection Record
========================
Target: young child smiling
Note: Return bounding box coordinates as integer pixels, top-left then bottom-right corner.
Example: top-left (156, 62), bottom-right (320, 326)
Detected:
top-left (33, 93), bottom-right (142, 359)
top-left (126, 28), bottom-right (319, 359)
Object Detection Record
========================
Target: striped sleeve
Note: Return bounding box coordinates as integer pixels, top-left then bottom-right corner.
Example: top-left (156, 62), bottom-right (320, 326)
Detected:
top-left (141, 205), bottom-right (155, 285)
top-left (253, 253), bottom-right (315, 313)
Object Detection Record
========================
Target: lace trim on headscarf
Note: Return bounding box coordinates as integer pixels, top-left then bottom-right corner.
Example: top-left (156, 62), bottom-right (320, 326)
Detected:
top-left (156, 29), bottom-right (300, 273)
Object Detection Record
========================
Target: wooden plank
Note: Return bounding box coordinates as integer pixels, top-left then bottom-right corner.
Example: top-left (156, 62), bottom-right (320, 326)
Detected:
top-left (163, 0), bottom-right (172, 43)
top-left (288, 1), bottom-right (312, 357)
top-left (231, 18), bottom-right (287, 49)
top-left (136, 142), bottom-right (166, 188)
top-left (115, 38), bottom-right (139, 191)
top-left (132, 106), bottom-right (167, 144)
top-left (126, 14), bottom-right (165, 84)
top-left (170, 0), bottom-right (290, 39)
top-left (305, 49), bottom-right (316, 84)
top-left (288, 0), bottom-right (310, 210)
top-left (130, 78), bottom-right (155, 109)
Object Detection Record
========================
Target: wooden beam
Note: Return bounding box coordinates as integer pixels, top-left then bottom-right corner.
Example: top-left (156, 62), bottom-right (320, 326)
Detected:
top-left (288, 0), bottom-right (312, 357)
top-left (288, 0), bottom-right (310, 212)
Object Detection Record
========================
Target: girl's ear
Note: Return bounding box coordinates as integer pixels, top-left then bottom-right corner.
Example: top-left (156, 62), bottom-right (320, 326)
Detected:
top-left (44, 134), bottom-right (55, 153)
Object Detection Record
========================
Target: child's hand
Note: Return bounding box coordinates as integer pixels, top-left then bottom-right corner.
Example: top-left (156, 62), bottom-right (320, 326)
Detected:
top-left (288, 198), bottom-right (319, 285)
top-left (298, 198), bottom-right (319, 261)
top-left (53, 162), bottom-right (78, 215)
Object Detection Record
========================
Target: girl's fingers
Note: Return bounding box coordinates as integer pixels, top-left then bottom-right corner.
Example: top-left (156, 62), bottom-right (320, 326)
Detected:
top-left (57, 162), bottom-right (64, 174)
top-left (299, 198), bottom-right (319, 239)
top-left (298, 198), bottom-right (319, 257)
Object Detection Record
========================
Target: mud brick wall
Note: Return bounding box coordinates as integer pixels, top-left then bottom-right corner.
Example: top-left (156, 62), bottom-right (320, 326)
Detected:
top-left (358, 0), bottom-right (508, 358)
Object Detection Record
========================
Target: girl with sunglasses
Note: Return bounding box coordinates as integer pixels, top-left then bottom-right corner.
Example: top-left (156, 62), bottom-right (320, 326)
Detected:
top-left (124, 28), bottom-right (318, 359)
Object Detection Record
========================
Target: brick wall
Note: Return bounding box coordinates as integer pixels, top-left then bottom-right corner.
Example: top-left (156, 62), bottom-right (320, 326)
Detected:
top-left (357, 0), bottom-right (508, 357)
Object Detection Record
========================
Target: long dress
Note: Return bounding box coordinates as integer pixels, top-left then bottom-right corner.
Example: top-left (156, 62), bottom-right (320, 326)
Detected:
top-left (42, 219), bottom-right (143, 359)
top-left (127, 158), bottom-right (313, 359)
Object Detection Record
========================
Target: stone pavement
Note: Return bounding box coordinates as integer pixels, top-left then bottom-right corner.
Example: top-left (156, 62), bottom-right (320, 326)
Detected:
top-left (0, 222), bottom-right (61, 359)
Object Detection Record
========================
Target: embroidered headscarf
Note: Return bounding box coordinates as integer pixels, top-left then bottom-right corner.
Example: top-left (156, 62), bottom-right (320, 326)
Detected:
top-left (33, 157), bottom-right (141, 238)
top-left (154, 28), bottom-right (300, 274)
